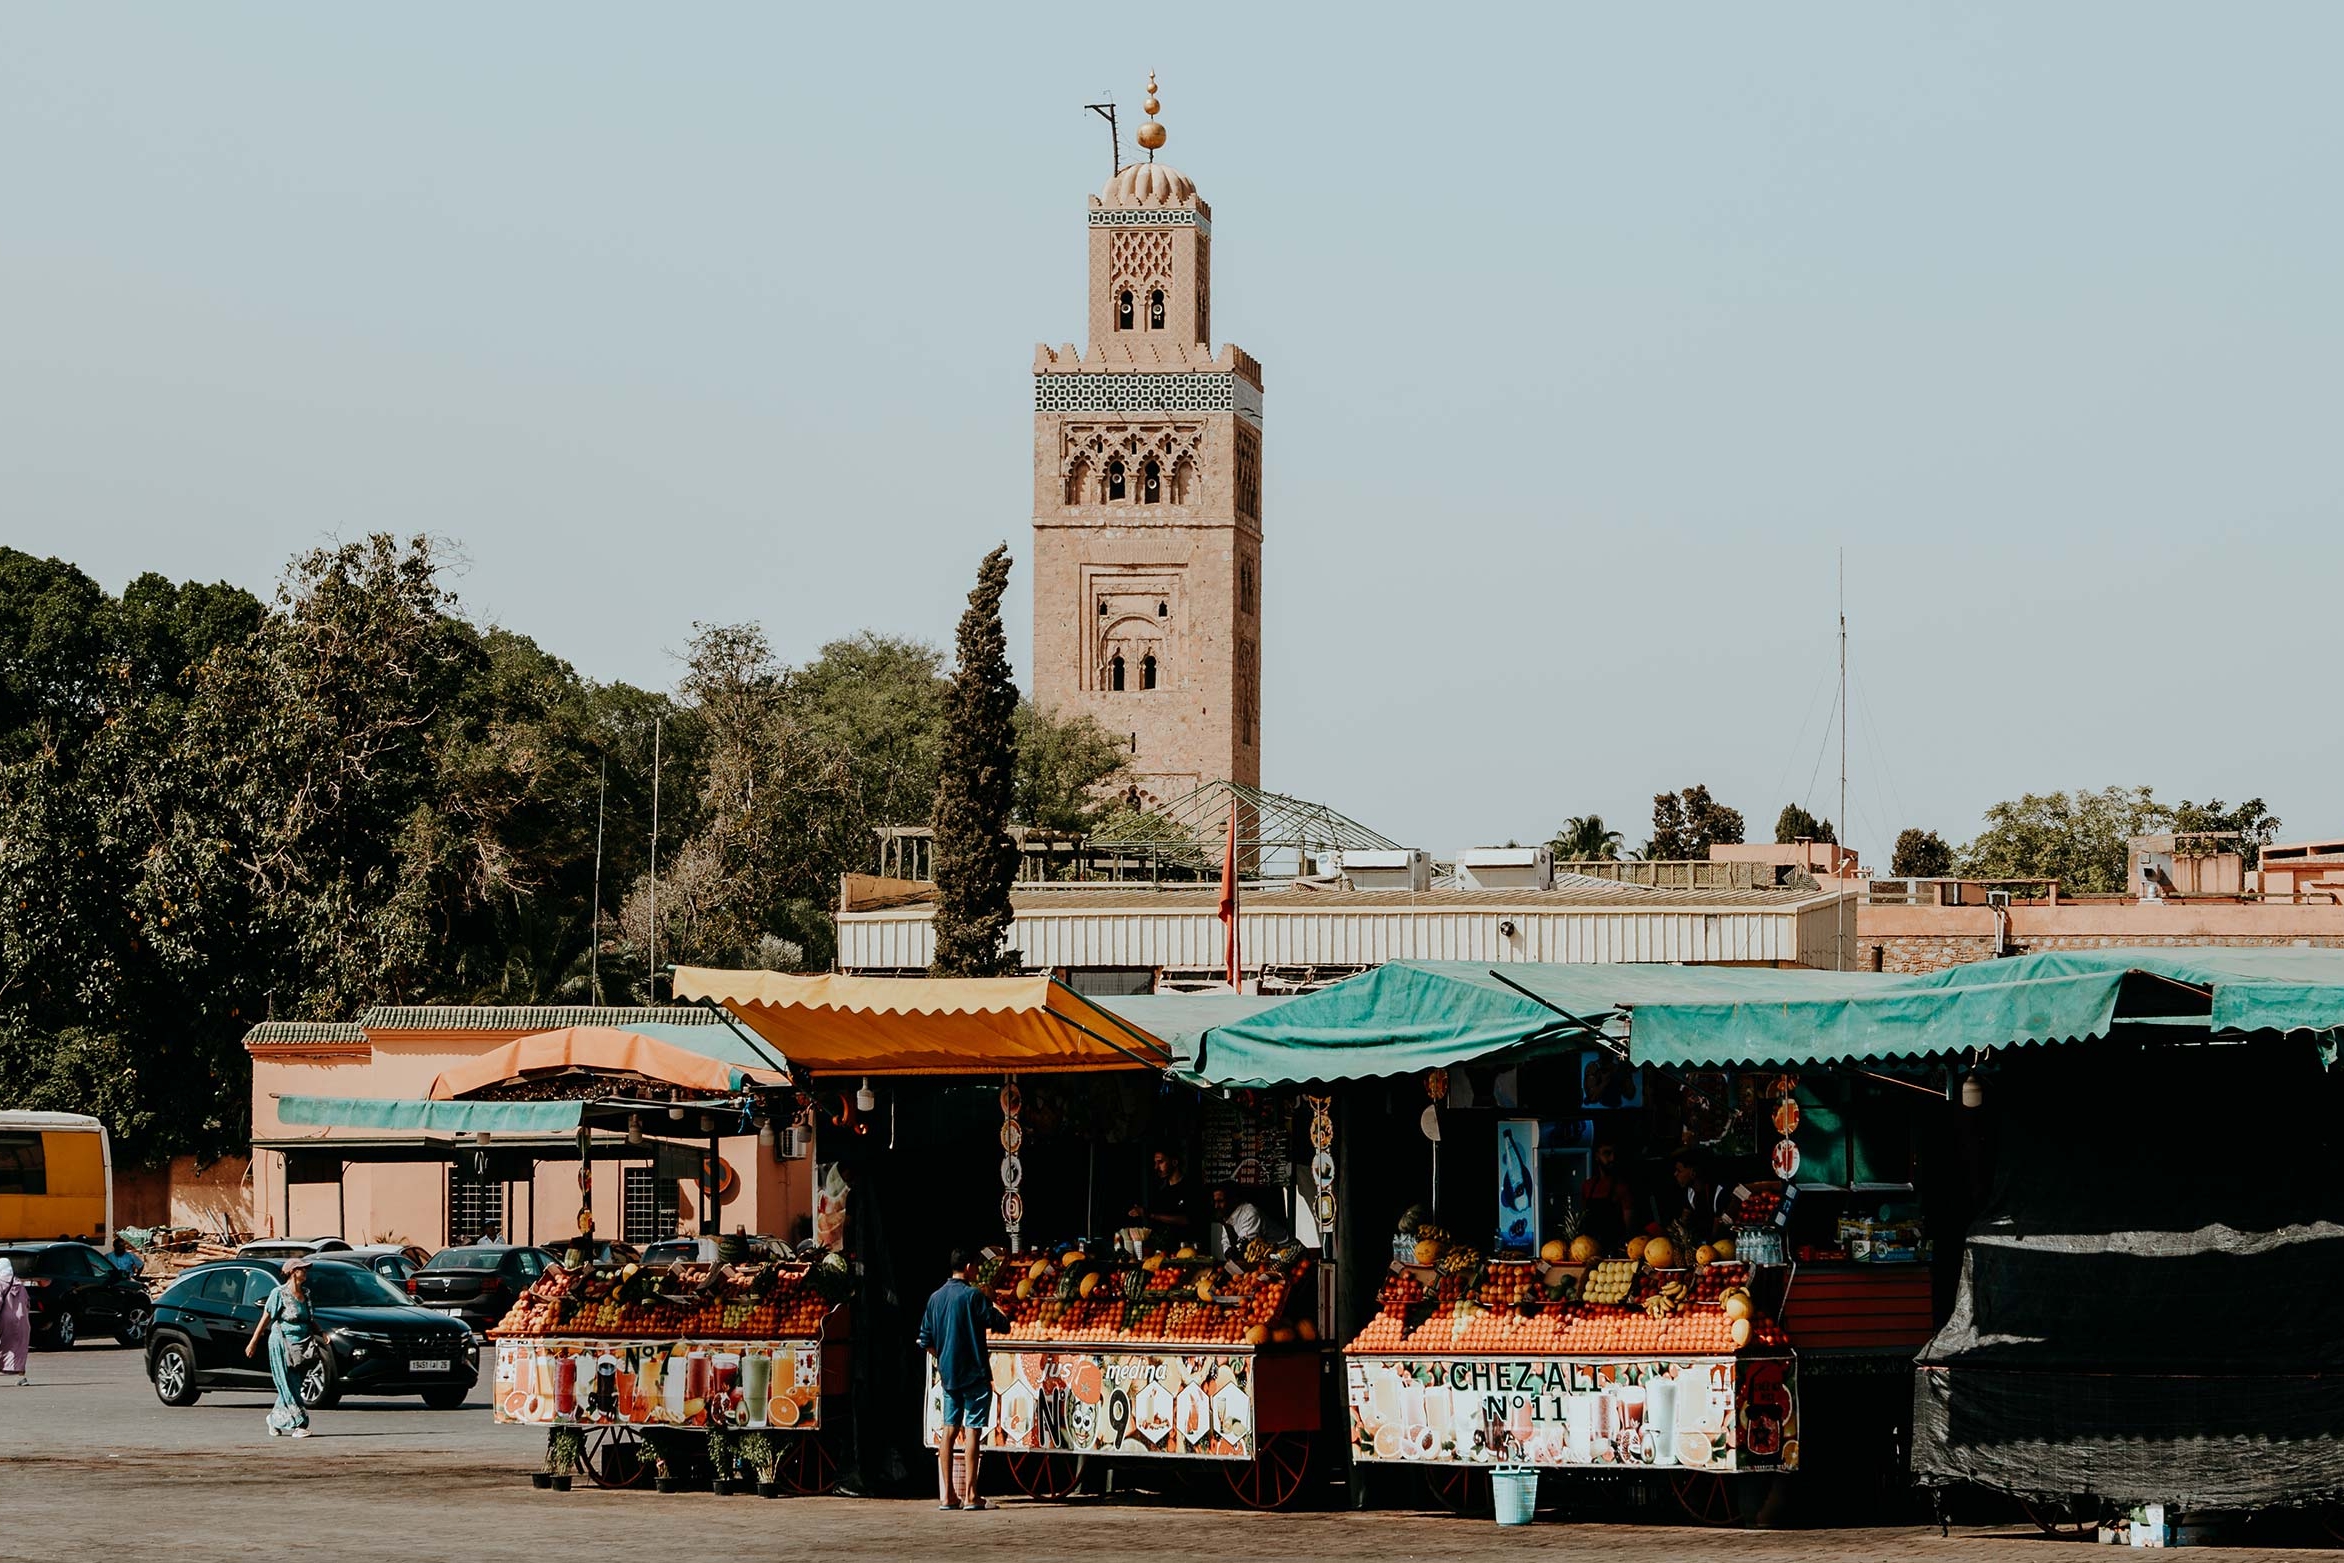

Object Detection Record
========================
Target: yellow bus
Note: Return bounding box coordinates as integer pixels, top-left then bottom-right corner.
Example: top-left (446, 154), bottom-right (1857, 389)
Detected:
top-left (0, 1112), bottom-right (114, 1241)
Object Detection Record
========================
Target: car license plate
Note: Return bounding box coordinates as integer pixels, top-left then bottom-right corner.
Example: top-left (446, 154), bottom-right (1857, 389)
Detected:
top-left (410, 1358), bottom-right (451, 1374)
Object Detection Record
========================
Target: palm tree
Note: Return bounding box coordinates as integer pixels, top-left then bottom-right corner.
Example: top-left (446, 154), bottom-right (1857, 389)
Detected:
top-left (1550, 814), bottom-right (1624, 862)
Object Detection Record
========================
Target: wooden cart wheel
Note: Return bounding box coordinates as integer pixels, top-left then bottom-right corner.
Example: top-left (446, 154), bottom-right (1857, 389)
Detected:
top-left (1002, 1451), bottom-right (1084, 1501)
top-left (1425, 1465), bottom-right (1485, 1516)
top-left (2020, 1497), bottom-right (2098, 1540)
top-left (581, 1425), bottom-right (649, 1490)
top-left (1225, 1433), bottom-right (1311, 1511)
top-left (1669, 1470), bottom-right (1740, 1528)
top-left (777, 1430), bottom-right (841, 1496)
top-left (2317, 1508), bottom-right (2344, 1547)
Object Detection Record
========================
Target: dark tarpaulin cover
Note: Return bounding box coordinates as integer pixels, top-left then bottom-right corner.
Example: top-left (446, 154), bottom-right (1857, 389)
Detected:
top-left (1911, 1036), bottom-right (2344, 1508)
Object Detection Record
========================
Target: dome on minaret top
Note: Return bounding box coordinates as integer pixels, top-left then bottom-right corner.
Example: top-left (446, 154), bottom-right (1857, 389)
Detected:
top-left (1097, 161), bottom-right (1197, 208)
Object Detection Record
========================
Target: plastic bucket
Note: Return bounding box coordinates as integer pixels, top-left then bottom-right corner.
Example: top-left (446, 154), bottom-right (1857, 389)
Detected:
top-left (1491, 1466), bottom-right (1538, 1526)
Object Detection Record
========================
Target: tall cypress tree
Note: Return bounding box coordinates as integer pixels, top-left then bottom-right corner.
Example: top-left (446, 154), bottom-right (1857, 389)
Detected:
top-left (929, 545), bottom-right (1019, 976)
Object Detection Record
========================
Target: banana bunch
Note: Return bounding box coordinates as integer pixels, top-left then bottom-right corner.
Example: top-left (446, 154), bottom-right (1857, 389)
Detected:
top-left (1643, 1275), bottom-right (1691, 1319)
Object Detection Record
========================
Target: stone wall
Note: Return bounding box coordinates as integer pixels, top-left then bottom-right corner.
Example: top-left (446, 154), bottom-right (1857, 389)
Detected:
top-left (1865, 927), bottom-right (2344, 975)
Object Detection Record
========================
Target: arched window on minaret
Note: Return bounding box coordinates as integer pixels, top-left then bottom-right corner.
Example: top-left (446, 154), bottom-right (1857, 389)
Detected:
top-left (1117, 290), bottom-right (1134, 332)
top-left (1140, 652), bottom-right (1158, 690)
top-left (1156, 600), bottom-right (1168, 619)
top-left (1106, 460), bottom-right (1126, 501)
top-left (1148, 289), bottom-right (1166, 330)
top-left (1109, 652), bottom-right (1126, 692)
top-left (1142, 460), bottom-right (1161, 503)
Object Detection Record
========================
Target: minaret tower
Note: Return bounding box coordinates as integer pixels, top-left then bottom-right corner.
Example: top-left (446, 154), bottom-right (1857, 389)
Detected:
top-left (1031, 75), bottom-right (1264, 804)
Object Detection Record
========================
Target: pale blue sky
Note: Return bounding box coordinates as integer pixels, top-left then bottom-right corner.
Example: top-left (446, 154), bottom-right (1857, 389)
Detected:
top-left (6, 5), bottom-right (2339, 861)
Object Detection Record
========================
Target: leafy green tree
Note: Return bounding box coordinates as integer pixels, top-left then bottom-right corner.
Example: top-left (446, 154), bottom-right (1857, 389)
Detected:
top-left (1549, 814), bottom-right (1624, 861)
top-left (929, 546), bottom-right (1020, 976)
top-left (2170, 797), bottom-right (2280, 868)
top-left (1647, 785), bottom-right (1744, 860)
top-left (1014, 703), bottom-right (1131, 835)
top-left (1890, 828), bottom-right (1955, 878)
top-left (1957, 786), bottom-right (2169, 893)
top-left (1773, 803), bottom-right (1836, 844)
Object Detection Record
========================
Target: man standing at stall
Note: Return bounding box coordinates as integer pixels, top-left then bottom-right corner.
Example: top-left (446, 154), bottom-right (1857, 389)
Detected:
top-left (1128, 1148), bottom-right (1206, 1244)
top-left (920, 1248), bottom-right (1010, 1511)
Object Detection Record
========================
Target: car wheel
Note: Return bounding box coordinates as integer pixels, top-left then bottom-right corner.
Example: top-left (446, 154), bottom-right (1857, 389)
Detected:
top-left (152, 1339), bottom-right (201, 1406)
top-left (298, 1353), bottom-right (342, 1409)
top-left (421, 1384), bottom-right (470, 1410)
top-left (115, 1307), bottom-right (152, 1347)
top-left (43, 1309), bottom-right (77, 1350)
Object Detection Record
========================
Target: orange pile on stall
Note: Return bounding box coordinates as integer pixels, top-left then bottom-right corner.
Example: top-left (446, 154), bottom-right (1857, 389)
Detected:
top-left (490, 1260), bottom-right (842, 1340)
top-left (1345, 1265), bottom-right (1788, 1359)
top-left (975, 1249), bottom-right (1315, 1350)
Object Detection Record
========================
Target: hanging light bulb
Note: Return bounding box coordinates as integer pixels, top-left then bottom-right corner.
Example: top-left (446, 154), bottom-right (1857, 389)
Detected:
top-left (1961, 1074), bottom-right (1985, 1109)
top-left (757, 1121), bottom-right (777, 1151)
top-left (855, 1077), bottom-right (877, 1114)
top-left (627, 1114), bottom-right (643, 1146)
top-left (668, 1104), bottom-right (685, 1121)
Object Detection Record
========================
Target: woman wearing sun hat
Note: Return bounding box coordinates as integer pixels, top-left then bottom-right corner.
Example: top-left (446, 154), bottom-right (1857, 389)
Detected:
top-left (244, 1257), bottom-right (319, 1437)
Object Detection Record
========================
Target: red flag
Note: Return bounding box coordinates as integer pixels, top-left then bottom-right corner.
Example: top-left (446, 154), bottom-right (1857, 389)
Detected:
top-left (1217, 807), bottom-right (1241, 990)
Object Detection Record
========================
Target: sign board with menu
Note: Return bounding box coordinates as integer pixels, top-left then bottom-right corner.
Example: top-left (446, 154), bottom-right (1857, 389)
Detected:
top-left (493, 1337), bottom-right (824, 1431)
top-left (1344, 1352), bottom-right (1798, 1472)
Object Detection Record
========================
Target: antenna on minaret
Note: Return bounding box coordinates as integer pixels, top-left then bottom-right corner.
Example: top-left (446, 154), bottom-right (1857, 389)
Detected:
top-left (1837, 547), bottom-right (1849, 972)
top-left (1083, 98), bottom-right (1121, 176)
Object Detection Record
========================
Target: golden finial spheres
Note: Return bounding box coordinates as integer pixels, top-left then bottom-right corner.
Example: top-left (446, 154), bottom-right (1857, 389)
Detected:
top-left (1137, 71), bottom-right (1166, 153)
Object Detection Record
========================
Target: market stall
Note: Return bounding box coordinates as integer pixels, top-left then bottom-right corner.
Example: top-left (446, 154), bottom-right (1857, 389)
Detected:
top-left (666, 970), bottom-right (1333, 1504)
top-left (927, 1227), bottom-right (1325, 1507)
top-left (489, 1249), bottom-right (852, 1494)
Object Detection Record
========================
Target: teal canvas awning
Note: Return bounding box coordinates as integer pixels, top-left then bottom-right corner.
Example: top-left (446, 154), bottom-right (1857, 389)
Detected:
top-left (1183, 950), bottom-right (2344, 1085)
top-left (275, 1096), bottom-right (591, 1135)
top-left (1093, 991), bottom-right (1299, 1073)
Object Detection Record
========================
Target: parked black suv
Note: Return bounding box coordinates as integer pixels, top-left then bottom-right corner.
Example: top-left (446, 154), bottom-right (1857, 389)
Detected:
top-left (0, 1240), bottom-right (152, 1348)
top-left (145, 1258), bottom-right (478, 1409)
top-left (406, 1243), bottom-right (556, 1334)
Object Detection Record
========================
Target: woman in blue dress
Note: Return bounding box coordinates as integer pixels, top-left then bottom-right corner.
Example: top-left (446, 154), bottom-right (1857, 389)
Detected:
top-left (243, 1258), bottom-right (316, 1437)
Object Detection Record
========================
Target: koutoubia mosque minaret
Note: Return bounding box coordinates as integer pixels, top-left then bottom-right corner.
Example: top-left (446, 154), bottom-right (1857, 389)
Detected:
top-left (1030, 75), bottom-right (1264, 805)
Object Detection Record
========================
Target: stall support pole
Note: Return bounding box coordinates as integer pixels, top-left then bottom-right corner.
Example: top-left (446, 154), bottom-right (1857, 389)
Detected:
top-left (704, 1132), bottom-right (720, 1234)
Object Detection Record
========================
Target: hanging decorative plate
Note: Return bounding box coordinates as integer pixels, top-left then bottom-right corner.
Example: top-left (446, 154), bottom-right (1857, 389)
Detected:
top-left (1308, 1113), bottom-right (1334, 1151)
top-left (1770, 1138), bottom-right (1802, 1181)
top-left (1425, 1068), bottom-right (1450, 1102)
top-left (999, 1117), bottom-right (1024, 1155)
top-left (1771, 1098), bottom-right (1802, 1137)
top-left (1000, 1153), bottom-right (1024, 1190)
top-left (999, 1082), bottom-right (1022, 1116)
top-left (1311, 1149), bottom-right (1335, 1188)
top-left (1001, 1189), bottom-right (1024, 1226)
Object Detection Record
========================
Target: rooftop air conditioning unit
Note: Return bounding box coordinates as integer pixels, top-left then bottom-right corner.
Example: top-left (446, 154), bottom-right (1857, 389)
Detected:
top-left (1339, 848), bottom-right (1432, 892)
top-left (1455, 846), bottom-right (1555, 891)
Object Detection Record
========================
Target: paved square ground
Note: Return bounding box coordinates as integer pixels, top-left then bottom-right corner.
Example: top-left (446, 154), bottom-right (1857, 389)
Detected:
top-left (0, 1345), bottom-right (2336, 1562)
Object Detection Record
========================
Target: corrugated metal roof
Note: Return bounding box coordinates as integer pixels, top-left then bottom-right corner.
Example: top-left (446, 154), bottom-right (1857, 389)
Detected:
top-left (843, 884), bottom-right (1820, 917)
top-left (357, 1005), bottom-right (720, 1032)
top-left (242, 1021), bottom-right (368, 1047)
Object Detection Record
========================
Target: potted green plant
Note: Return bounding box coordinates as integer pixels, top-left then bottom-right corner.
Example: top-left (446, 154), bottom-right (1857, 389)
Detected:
top-left (645, 1429), bottom-right (682, 1493)
top-left (738, 1431), bottom-right (781, 1498)
top-left (708, 1426), bottom-right (737, 1497)
top-left (532, 1429), bottom-right (557, 1490)
top-left (547, 1425), bottom-right (586, 1493)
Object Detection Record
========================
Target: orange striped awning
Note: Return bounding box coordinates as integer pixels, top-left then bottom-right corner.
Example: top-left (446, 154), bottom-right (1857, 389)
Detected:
top-left (667, 970), bottom-right (1170, 1077)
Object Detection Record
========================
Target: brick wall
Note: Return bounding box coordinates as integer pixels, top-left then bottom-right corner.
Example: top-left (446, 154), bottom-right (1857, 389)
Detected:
top-left (1867, 930), bottom-right (2344, 975)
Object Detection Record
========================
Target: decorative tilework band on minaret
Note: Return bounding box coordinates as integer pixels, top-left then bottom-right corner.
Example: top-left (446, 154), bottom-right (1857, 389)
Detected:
top-left (1031, 77), bottom-right (1264, 806)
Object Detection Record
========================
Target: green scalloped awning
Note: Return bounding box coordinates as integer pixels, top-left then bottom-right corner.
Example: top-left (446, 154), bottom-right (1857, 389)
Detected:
top-left (275, 1096), bottom-right (589, 1135)
top-left (1182, 950), bottom-right (2344, 1084)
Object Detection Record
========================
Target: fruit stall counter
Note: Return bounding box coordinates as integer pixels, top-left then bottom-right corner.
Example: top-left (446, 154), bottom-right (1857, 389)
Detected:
top-left (1342, 1260), bottom-right (1799, 1480)
top-left (489, 1257), bottom-right (853, 1493)
top-left (921, 1246), bottom-right (1326, 1508)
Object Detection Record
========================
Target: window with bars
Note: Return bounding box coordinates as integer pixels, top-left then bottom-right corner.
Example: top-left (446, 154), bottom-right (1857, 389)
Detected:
top-left (447, 1163), bottom-right (501, 1245)
top-left (624, 1167), bottom-right (681, 1245)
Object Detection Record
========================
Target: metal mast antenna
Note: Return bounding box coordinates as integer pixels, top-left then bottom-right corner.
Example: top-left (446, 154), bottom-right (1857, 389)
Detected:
top-left (1083, 98), bottom-right (1120, 175)
top-left (590, 757), bottom-right (606, 1005)
top-left (648, 716), bottom-right (662, 996)
top-left (1838, 548), bottom-right (1848, 971)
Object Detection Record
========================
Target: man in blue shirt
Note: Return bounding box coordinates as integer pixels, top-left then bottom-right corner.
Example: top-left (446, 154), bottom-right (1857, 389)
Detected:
top-left (918, 1248), bottom-right (1010, 1510)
